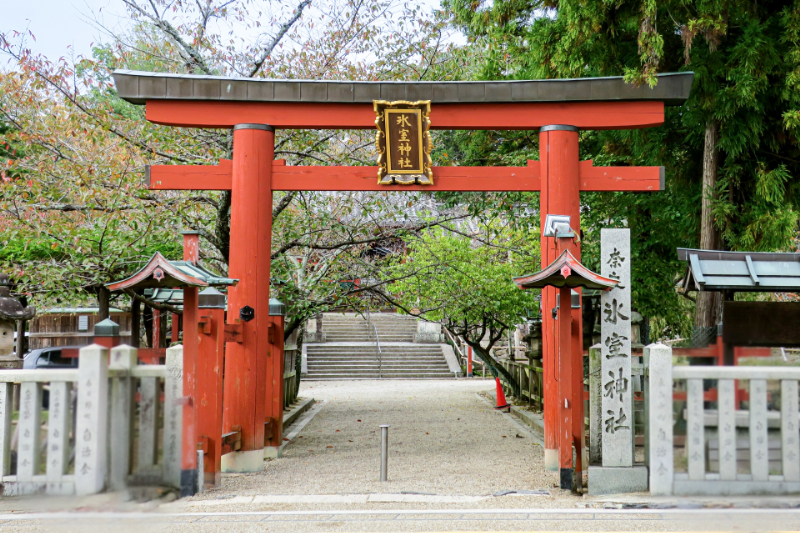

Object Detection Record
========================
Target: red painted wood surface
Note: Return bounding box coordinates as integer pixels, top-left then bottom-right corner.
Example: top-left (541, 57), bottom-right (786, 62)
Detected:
top-left (183, 232), bottom-right (200, 263)
top-left (266, 316), bottom-right (286, 448)
top-left (558, 285), bottom-right (573, 473)
top-left (180, 230), bottom-right (202, 476)
top-left (152, 309), bottom-right (162, 348)
top-left (197, 307), bottom-right (225, 486)
top-left (222, 126), bottom-right (274, 454)
top-left (181, 285), bottom-right (199, 473)
top-left (539, 128), bottom-right (583, 468)
top-left (137, 348), bottom-right (164, 364)
top-left (147, 160), bottom-right (662, 193)
top-left (146, 100), bottom-right (665, 130)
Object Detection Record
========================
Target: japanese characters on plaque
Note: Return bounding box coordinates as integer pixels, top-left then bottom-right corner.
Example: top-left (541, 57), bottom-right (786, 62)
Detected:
top-left (600, 228), bottom-right (633, 467)
top-left (374, 100), bottom-right (433, 185)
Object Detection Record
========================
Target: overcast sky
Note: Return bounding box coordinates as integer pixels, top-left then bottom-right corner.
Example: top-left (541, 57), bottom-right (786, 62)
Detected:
top-left (5, 0), bottom-right (449, 65)
top-left (4, 0), bottom-right (125, 62)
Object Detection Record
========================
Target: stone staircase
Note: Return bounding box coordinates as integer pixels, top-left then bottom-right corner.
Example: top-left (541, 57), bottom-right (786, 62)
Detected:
top-left (304, 313), bottom-right (455, 380)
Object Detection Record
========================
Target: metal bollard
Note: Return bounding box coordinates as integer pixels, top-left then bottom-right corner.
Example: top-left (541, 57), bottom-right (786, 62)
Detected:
top-left (379, 424), bottom-right (390, 481)
top-left (197, 449), bottom-right (204, 494)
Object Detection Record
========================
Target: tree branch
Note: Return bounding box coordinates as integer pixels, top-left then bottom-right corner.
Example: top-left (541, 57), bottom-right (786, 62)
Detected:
top-left (249, 0), bottom-right (312, 77)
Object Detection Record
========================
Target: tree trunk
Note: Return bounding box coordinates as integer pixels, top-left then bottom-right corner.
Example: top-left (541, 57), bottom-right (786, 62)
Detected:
top-left (469, 342), bottom-right (520, 398)
top-left (97, 286), bottom-right (110, 321)
top-left (695, 119), bottom-right (722, 329)
top-left (130, 297), bottom-right (141, 348)
top-left (143, 305), bottom-right (153, 348)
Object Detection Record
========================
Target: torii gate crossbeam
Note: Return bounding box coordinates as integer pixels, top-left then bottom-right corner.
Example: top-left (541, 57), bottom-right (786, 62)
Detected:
top-left (114, 70), bottom-right (693, 494)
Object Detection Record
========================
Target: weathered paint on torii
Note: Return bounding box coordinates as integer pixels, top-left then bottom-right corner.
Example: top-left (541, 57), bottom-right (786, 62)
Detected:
top-left (113, 70), bottom-right (693, 491)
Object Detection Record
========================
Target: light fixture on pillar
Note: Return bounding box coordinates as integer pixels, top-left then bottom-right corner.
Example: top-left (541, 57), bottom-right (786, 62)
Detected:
top-left (543, 214), bottom-right (572, 238)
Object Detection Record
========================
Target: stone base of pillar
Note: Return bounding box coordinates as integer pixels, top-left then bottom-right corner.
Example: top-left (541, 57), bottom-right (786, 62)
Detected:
top-left (221, 449), bottom-right (264, 473)
top-left (544, 448), bottom-right (558, 471)
top-left (204, 471), bottom-right (221, 487)
top-left (560, 468), bottom-right (572, 490)
top-left (587, 465), bottom-right (648, 495)
top-left (263, 446), bottom-right (282, 459)
top-left (180, 469), bottom-right (198, 497)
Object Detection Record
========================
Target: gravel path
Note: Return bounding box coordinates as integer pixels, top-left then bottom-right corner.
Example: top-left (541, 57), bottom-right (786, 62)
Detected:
top-left (200, 379), bottom-right (559, 498)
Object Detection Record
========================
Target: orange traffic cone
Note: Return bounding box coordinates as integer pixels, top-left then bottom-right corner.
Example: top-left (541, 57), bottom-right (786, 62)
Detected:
top-left (494, 377), bottom-right (510, 412)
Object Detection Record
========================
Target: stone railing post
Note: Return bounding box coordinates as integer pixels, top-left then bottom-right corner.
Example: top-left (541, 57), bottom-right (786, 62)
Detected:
top-left (645, 342), bottom-right (673, 496)
top-left (17, 380), bottom-right (43, 491)
top-left (109, 345), bottom-right (137, 491)
top-left (0, 383), bottom-right (12, 478)
top-left (76, 344), bottom-right (109, 496)
top-left (163, 344), bottom-right (183, 488)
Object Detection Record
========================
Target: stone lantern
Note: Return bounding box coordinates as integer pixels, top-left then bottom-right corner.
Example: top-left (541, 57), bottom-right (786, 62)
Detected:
top-left (0, 274), bottom-right (35, 369)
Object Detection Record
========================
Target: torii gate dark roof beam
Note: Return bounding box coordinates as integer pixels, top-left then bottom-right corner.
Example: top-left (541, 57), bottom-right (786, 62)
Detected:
top-left (113, 70), bottom-right (693, 106)
top-left (112, 70), bottom-right (693, 130)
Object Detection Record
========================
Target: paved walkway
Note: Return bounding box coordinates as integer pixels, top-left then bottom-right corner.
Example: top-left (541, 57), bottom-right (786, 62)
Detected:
top-left (197, 379), bottom-right (558, 498)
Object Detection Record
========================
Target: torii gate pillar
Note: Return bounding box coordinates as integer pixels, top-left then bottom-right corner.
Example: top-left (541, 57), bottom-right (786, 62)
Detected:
top-left (539, 125), bottom-right (583, 473)
top-left (221, 123), bottom-right (277, 471)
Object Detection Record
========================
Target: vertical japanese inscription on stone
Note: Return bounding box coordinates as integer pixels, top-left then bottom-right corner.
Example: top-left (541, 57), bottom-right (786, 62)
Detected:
top-left (163, 344), bottom-right (183, 489)
top-left (600, 228), bottom-right (633, 467)
top-left (374, 100), bottom-right (432, 185)
top-left (75, 345), bottom-right (109, 496)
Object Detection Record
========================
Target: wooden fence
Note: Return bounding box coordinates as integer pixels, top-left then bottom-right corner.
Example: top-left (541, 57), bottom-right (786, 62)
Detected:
top-left (498, 359), bottom-right (544, 410)
top-left (284, 344), bottom-right (299, 408)
top-left (0, 344), bottom-right (182, 496)
top-left (647, 343), bottom-right (800, 496)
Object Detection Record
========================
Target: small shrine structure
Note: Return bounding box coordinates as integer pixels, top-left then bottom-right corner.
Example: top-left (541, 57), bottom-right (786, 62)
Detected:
top-left (513, 221), bottom-right (618, 489)
top-left (106, 232), bottom-right (235, 495)
top-left (679, 247), bottom-right (800, 365)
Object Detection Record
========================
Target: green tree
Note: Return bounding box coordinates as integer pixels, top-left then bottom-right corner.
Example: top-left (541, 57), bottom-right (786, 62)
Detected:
top-left (442, 0), bottom-right (800, 335)
top-left (383, 222), bottom-right (540, 395)
top-left (1, 0), bottom-right (468, 339)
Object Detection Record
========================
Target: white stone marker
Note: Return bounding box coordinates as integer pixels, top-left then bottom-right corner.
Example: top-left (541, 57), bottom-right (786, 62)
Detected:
top-left (75, 344), bottom-right (109, 496)
top-left (646, 343), bottom-right (673, 496)
top-left (46, 381), bottom-right (72, 494)
top-left (718, 379), bottom-right (736, 480)
top-left (163, 344), bottom-right (184, 489)
top-left (749, 379), bottom-right (769, 481)
top-left (0, 383), bottom-right (12, 477)
top-left (781, 380), bottom-right (800, 482)
top-left (137, 376), bottom-right (160, 472)
top-left (600, 228), bottom-right (633, 467)
top-left (17, 381), bottom-right (42, 482)
top-left (686, 378), bottom-right (705, 480)
top-left (109, 345), bottom-right (137, 491)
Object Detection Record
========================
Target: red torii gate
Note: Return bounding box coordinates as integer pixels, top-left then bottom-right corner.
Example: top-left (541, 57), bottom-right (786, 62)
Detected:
top-left (113, 70), bottom-right (692, 492)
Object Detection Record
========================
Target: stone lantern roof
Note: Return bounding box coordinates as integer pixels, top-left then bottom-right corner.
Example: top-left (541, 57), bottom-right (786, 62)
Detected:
top-left (0, 274), bottom-right (35, 321)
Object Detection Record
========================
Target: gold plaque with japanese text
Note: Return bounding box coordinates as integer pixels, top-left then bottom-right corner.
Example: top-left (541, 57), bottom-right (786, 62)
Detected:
top-left (374, 100), bottom-right (432, 185)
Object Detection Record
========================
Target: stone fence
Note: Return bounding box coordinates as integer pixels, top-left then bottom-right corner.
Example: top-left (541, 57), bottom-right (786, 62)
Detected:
top-left (0, 344), bottom-right (183, 496)
top-left (647, 343), bottom-right (800, 496)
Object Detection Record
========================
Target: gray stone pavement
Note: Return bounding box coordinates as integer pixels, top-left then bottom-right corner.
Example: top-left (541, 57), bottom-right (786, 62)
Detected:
top-left (2, 379), bottom-right (800, 531)
top-left (191, 379), bottom-right (558, 497)
top-left (2, 507), bottom-right (800, 532)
